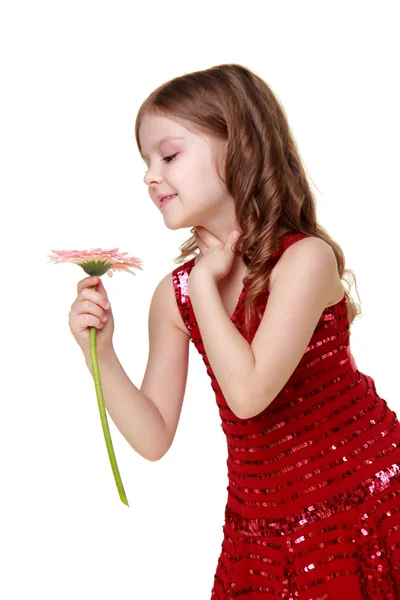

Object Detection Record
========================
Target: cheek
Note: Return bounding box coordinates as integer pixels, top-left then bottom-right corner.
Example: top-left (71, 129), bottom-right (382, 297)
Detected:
top-left (178, 156), bottom-right (224, 204)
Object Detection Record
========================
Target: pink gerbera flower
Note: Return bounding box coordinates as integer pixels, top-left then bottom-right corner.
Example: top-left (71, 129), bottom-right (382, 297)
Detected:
top-left (48, 247), bottom-right (144, 277)
top-left (48, 247), bottom-right (144, 507)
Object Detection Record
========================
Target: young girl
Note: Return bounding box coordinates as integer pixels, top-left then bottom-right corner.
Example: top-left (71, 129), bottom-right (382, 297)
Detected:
top-left (70, 64), bottom-right (400, 599)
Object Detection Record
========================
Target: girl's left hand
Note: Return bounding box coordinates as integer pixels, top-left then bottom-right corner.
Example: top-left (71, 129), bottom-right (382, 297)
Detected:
top-left (190, 226), bottom-right (241, 284)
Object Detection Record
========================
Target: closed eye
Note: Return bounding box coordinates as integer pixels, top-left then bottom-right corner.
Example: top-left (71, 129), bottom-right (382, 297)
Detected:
top-left (162, 153), bottom-right (177, 163)
top-left (143, 153), bottom-right (178, 174)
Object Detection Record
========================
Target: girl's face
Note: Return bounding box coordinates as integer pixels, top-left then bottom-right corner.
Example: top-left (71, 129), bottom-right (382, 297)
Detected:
top-left (139, 113), bottom-right (237, 232)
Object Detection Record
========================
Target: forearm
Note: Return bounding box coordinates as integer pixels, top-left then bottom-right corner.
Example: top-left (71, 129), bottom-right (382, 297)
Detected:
top-left (84, 347), bottom-right (168, 461)
top-left (189, 276), bottom-right (256, 418)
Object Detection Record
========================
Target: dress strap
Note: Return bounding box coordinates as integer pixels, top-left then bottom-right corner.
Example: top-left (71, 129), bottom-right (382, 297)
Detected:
top-left (269, 231), bottom-right (311, 266)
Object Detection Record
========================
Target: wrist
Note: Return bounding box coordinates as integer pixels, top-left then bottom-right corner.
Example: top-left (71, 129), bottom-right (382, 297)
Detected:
top-left (188, 271), bottom-right (216, 298)
top-left (84, 344), bottom-right (116, 365)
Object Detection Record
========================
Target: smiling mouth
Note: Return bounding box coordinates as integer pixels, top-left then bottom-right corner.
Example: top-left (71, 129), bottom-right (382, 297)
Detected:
top-left (159, 194), bottom-right (177, 208)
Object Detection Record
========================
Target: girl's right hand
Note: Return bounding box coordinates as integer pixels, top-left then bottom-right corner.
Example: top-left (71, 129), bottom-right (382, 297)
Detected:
top-left (69, 275), bottom-right (115, 357)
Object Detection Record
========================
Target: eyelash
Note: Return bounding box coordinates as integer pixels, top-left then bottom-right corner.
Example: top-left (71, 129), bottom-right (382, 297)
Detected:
top-left (162, 153), bottom-right (177, 163)
top-left (144, 153), bottom-right (177, 174)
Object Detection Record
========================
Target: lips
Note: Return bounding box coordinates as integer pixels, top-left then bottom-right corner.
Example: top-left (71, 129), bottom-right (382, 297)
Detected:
top-left (159, 193), bottom-right (177, 209)
top-left (160, 193), bottom-right (176, 203)
top-left (157, 192), bottom-right (176, 202)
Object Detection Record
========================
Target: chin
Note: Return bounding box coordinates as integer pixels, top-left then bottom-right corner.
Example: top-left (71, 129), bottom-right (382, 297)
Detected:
top-left (164, 216), bottom-right (196, 231)
top-left (164, 223), bottom-right (183, 231)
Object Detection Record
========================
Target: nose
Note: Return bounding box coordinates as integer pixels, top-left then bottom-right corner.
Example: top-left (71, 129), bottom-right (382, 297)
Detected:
top-left (143, 166), bottom-right (163, 186)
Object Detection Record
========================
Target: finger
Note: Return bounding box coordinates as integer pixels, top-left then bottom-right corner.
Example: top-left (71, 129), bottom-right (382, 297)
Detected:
top-left (77, 275), bottom-right (99, 294)
top-left (96, 277), bottom-right (109, 297)
top-left (226, 231), bottom-right (239, 251)
top-left (230, 231), bottom-right (239, 247)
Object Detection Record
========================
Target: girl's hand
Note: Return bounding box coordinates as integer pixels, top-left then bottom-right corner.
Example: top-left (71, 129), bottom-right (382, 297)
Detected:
top-left (69, 276), bottom-right (115, 357)
top-left (190, 226), bottom-right (241, 284)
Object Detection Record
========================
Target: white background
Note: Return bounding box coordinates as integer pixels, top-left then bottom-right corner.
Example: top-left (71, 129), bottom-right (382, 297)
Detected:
top-left (1, 1), bottom-right (399, 598)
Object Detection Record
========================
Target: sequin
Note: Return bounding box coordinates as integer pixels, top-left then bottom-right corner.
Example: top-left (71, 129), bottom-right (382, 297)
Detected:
top-left (172, 232), bottom-right (400, 599)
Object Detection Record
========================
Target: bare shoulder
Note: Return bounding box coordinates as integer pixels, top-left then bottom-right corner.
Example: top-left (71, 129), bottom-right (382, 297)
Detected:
top-left (271, 236), bottom-right (345, 306)
top-left (271, 235), bottom-right (327, 280)
top-left (160, 269), bottom-right (191, 338)
top-left (286, 235), bottom-right (332, 257)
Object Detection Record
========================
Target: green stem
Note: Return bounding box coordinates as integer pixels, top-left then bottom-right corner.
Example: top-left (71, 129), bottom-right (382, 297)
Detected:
top-left (89, 284), bottom-right (129, 507)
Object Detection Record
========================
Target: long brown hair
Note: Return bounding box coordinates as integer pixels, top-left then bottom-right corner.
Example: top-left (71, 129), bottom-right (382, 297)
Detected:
top-left (134, 63), bottom-right (362, 341)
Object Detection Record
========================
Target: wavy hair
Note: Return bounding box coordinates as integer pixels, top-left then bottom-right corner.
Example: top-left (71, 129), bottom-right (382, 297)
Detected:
top-left (134, 63), bottom-right (362, 341)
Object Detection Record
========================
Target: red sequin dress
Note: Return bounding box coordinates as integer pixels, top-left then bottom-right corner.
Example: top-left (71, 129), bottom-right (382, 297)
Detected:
top-left (172, 231), bottom-right (400, 600)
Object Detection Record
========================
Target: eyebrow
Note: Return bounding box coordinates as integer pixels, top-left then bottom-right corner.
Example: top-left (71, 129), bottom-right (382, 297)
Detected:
top-left (140, 135), bottom-right (185, 160)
